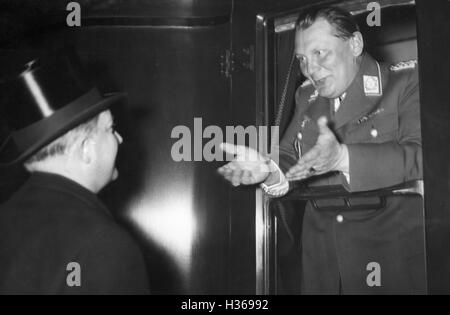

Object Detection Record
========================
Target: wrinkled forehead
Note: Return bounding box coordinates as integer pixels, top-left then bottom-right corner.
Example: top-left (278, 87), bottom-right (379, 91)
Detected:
top-left (295, 18), bottom-right (344, 54)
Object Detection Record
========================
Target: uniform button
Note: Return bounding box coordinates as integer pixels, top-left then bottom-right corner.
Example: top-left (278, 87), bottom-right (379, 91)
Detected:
top-left (370, 128), bottom-right (378, 138)
top-left (336, 215), bottom-right (344, 223)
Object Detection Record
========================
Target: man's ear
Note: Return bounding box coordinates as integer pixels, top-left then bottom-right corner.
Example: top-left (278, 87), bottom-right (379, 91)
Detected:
top-left (349, 31), bottom-right (364, 57)
top-left (80, 138), bottom-right (95, 164)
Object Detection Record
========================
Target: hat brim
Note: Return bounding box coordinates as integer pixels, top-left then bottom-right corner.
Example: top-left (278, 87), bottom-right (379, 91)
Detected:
top-left (0, 93), bottom-right (125, 167)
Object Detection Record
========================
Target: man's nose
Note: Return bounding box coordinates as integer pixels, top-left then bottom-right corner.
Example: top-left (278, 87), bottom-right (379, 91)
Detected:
top-left (114, 131), bottom-right (123, 144)
top-left (306, 59), bottom-right (320, 77)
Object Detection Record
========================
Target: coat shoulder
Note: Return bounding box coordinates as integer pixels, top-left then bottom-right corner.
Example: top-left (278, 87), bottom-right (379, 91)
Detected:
top-left (388, 60), bottom-right (419, 81)
top-left (385, 59), bottom-right (419, 93)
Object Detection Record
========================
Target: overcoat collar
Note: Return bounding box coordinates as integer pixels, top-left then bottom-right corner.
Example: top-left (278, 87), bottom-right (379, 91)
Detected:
top-left (24, 171), bottom-right (112, 217)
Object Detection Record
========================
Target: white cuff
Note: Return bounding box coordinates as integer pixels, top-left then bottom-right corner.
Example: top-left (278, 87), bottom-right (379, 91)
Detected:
top-left (342, 171), bottom-right (350, 184)
top-left (260, 161), bottom-right (289, 197)
top-left (336, 144), bottom-right (350, 184)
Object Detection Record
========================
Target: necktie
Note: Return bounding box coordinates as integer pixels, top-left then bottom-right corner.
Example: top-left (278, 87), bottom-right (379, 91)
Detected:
top-left (334, 97), bottom-right (341, 113)
top-left (334, 93), bottom-right (346, 113)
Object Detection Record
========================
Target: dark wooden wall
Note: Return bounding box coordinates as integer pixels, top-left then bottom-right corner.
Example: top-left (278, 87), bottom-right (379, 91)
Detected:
top-left (416, 0), bottom-right (450, 294)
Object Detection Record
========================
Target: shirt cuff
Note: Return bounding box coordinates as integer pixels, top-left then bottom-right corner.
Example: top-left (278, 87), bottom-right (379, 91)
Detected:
top-left (337, 144), bottom-right (350, 184)
top-left (260, 160), bottom-right (289, 197)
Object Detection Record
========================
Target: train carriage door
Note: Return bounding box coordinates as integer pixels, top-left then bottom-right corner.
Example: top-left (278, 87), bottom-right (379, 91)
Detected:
top-left (251, 0), bottom-right (430, 294)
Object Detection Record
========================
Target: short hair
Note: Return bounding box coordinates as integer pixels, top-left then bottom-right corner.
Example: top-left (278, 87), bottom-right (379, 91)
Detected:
top-left (24, 114), bottom-right (101, 166)
top-left (296, 6), bottom-right (360, 40)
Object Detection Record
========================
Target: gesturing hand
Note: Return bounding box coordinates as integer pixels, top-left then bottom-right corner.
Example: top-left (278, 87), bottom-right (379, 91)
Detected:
top-left (217, 143), bottom-right (275, 186)
top-left (285, 116), bottom-right (347, 181)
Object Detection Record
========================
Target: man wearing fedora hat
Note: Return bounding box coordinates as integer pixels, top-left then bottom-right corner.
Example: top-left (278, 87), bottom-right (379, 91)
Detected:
top-left (0, 49), bottom-right (150, 294)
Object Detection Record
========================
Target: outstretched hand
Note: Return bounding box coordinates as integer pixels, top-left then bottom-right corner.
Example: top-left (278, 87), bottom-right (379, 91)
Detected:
top-left (217, 143), bottom-right (275, 186)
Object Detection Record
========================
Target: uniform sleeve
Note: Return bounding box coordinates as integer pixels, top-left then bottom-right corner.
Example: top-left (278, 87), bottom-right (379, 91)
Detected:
top-left (347, 68), bottom-right (422, 192)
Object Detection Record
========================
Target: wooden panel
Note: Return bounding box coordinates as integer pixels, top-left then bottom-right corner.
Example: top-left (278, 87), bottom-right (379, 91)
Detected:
top-left (416, 0), bottom-right (450, 294)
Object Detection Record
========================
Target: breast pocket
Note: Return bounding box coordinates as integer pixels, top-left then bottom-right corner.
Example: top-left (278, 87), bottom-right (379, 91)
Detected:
top-left (345, 113), bottom-right (399, 144)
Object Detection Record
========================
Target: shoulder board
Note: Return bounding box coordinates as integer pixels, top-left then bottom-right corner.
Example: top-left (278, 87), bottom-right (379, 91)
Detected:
top-left (389, 60), bottom-right (418, 72)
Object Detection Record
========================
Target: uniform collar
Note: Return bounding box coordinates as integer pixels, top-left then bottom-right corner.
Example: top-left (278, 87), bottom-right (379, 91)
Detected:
top-left (24, 171), bottom-right (111, 217)
top-left (332, 53), bottom-right (389, 130)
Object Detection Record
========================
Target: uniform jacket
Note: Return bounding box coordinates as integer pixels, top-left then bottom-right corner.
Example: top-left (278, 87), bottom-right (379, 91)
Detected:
top-left (0, 172), bottom-right (150, 295)
top-left (278, 53), bottom-right (426, 294)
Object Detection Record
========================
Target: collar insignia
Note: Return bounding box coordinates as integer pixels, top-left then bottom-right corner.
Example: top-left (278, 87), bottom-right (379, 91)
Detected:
top-left (363, 75), bottom-right (381, 96)
top-left (363, 61), bottom-right (383, 96)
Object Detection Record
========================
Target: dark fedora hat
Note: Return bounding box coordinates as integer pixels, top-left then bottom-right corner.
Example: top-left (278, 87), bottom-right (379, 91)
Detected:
top-left (0, 48), bottom-right (125, 166)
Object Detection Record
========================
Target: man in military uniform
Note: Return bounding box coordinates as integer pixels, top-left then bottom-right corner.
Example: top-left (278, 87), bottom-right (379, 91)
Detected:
top-left (218, 6), bottom-right (426, 294)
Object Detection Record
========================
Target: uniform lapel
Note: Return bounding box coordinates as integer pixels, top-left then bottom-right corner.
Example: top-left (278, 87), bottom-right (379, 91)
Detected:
top-left (297, 91), bottom-right (331, 149)
top-left (305, 94), bottom-right (332, 122)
